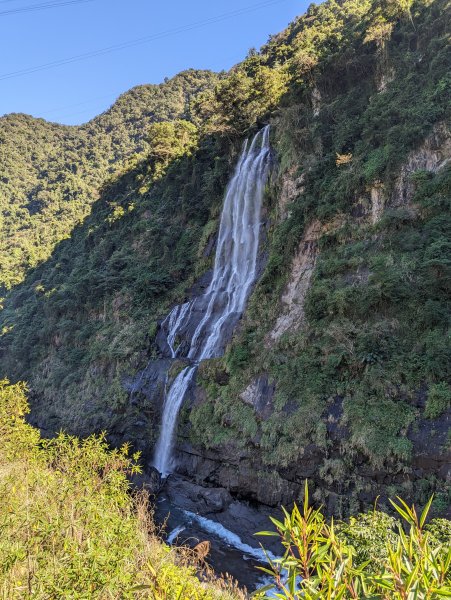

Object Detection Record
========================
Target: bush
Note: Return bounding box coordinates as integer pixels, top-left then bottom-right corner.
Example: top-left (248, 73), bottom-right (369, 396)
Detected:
top-left (0, 380), bottom-right (241, 600)
top-left (425, 382), bottom-right (451, 419)
top-left (255, 483), bottom-right (451, 599)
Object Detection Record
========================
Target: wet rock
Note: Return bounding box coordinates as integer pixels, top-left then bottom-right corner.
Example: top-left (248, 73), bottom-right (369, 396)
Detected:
top-left (176, 442), bottom-right (300, 507)
top-left (124, 358), bottom-right (171, 410)
top-left (166, 475), bottom-right (232, 515)
top-left (202, 487), bottom-right (233, 513)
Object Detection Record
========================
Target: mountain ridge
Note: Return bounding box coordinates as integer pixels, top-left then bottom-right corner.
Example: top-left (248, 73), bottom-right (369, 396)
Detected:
top-left (0, 0), bottom-right (450, 518)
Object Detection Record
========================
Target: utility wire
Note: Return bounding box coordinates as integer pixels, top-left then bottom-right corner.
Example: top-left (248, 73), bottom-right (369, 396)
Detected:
top-left (44, 92), bottom-right (116, 115)
top-left (0, 0), bottom-right (92, 16)
top-left (0, 0), bottom-right (58, 4)
top-left (0, 0), bottom-right (289, 81)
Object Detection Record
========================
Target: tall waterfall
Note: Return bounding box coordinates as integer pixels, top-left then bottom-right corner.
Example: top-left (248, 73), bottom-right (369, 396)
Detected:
top-left (153, 126), bottom-right (271, 476)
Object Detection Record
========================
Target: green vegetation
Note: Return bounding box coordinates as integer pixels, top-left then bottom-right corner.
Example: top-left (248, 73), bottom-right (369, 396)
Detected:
top-left (0, 70), bottom-right (218, 292)
top-left (188, 0), bottom-right (450, 510)
top-left (0, 0), bottom-right (449, 515)
top-left (0, 0), bottom-right (449, 594)
top-left (1, 383), bottom-right (448, 599)
top-left (255, 483), bottom-right (451, 599)
top-left (0, 379), bottom-right (242, 599)
top-left (0, 126), bottom-right (235, 437)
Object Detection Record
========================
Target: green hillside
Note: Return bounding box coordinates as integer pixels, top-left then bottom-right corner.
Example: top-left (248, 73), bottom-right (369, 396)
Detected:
top-left (0, 0), bottom-right (450, 526)
top-left (0, 70), bottom-right (218, 291)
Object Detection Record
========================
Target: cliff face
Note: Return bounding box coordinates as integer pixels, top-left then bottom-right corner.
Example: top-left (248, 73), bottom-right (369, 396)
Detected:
top-left (98, 120), bottom-right (450, 517)
top-left (1, 0), bottom-right (450, 518)
top-left (173, 124), bottom-right (451, 514)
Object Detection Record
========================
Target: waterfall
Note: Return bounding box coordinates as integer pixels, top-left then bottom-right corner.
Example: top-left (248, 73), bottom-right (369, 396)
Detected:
top-left (162, 301), bottom-right (192, 358)
top-left (153, 126), bottom-right (271, 476)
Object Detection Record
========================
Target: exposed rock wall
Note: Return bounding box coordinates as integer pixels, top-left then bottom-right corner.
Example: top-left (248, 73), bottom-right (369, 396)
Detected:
top-left (175, 395), bottom-right (450, 515)
top-left (369, 121), bottom-right (451, 224)
top-left (278, 167), bottom-right (305, 220)
top-left (392, 121), bottom-right (451, 207)
top-left (268, 220), bottom-right (321, 343)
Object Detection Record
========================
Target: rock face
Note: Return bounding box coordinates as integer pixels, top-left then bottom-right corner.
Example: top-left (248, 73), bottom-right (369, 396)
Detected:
top-left (368, 122), bottom-right (451, 224)
top-left (278, 167), bottom-right (305, 220)
top-left (175, 441), bottom-right (298, 507)
top-left (175, 399), bottom-right (451, 517)
top-left (240, 375), bottom-right (275, 419)
top-left (268, 220), bottom-right (321, 343)
top-left (377, 66), bottom-right (395, 93)
top-left (370, 181), bottom-right (385, 224)
top-left (166, 126), bottom-right (451, 516)
top-left (165, 475), bottom-right (233, 515)
top-left (392, 122), bottom-right (451, 207)
top-left (76, 123), bottom-right (451, 521)
top-left (312, 87), bottom-right (322, 116)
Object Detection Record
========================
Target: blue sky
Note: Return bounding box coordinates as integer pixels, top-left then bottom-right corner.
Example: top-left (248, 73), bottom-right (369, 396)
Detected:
top-left (0, 0), bottom-right (305, 125)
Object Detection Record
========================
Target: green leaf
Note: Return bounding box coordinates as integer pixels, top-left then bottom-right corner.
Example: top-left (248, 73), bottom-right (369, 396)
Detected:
top-left (419, 495), bottom-right (434, 528)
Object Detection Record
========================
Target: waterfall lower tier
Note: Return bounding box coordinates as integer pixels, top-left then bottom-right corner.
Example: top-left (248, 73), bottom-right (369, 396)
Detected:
top-left (152, 125), bottom-right (271, 476)
top-left (153, 365), bottom-right (196, 475)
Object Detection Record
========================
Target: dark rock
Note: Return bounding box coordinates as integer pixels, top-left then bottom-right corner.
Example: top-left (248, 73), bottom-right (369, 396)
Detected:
top-left (409, 409), bottom-right (451, 479)
top-left (240, 375), bottom-right (275, 419)
top-left (131, 466), bottom-right (162, 495)
top-left (165, 475), bottom-right (232, 515)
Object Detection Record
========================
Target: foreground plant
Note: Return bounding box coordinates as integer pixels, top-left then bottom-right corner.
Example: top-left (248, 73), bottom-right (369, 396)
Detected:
top-left (254, 482), bottom-right (451, 599)
top-left (0, 379), bottom-right (242, 599)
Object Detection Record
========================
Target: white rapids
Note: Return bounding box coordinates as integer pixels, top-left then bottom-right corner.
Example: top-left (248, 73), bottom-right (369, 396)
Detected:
top-left (153, 126), bottom-right (271, 476)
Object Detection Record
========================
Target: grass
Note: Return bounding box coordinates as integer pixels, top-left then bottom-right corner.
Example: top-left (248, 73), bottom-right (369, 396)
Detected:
top-left (0, 379), bottom-right (243, 600)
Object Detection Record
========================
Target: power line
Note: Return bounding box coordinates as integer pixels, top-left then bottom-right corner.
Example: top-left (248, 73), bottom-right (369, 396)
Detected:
top-left (0, 0), bottom-right (289, 81)
top-left (48, 104), bottom-right (110, 122)
top-left (0, 0), bottom-right (92, 16)
top-left (0, 0), bottom-right (58, 4)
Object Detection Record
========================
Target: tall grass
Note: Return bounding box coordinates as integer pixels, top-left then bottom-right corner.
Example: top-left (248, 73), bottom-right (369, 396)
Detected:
top-left (0, 379), bottom-right (243, 600)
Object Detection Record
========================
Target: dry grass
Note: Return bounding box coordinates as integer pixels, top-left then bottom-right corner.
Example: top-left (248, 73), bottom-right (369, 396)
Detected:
top-left (0, 379), bottom-right (245, 600)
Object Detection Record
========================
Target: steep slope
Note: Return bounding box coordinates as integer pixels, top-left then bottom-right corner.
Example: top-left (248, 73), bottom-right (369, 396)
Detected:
top-left (0, 0), bottom-right (450, 517)
top-left (0, 70), bottom-right (218, 291)
top-left (184, 0), bottom-right (451, 514)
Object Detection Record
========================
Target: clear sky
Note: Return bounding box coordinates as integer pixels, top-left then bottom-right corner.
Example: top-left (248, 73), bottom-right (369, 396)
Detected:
top-left (0, 0), bottom-right (306, 125)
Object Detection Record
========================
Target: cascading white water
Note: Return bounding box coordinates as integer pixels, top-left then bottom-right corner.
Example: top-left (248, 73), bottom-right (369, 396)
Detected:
top-left (162, 301), bottom-right (192, 358)
top-left (153, 126), bottom-right (271, 476)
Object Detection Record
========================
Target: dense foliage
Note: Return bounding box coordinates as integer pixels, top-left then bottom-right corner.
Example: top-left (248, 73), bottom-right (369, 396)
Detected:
top-left (0, 0), bottom-right (449, 514)
top-left (0, 379), bottom-right (242, 599)
top-left (0, 126), bottom-right (235, 436)
top-left (0, 70), bottom-right (218, 291)
top-left (1, 383), bottom-right (448, 599)
top-left (255, 483), bottom-right (451, 599)
top-left (189, 0), bottom-right (450, 511)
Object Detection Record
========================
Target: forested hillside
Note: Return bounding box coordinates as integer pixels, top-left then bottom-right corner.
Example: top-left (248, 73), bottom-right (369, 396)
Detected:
top-left (1, 0), bottom-right (450, 522)
top-left (0, 69), bottom-right (218, 291)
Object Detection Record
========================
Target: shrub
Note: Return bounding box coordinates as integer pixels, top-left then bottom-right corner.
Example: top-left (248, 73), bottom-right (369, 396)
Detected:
top-left (0, 380), bottom-right (241, 600)
top-left (254, 483), bottom-right (451, 599)
top-left (425, 382), bottom-right (451, 419)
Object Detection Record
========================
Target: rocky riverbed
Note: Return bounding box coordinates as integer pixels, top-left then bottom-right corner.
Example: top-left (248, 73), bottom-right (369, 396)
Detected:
top-left (134, 470), bottom-right (283, 592)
